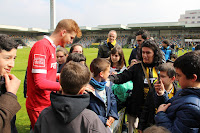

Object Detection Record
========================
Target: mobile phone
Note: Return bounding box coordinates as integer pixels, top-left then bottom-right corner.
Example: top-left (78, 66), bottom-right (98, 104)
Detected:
top-left (157, 71), bottom-right (160, 83)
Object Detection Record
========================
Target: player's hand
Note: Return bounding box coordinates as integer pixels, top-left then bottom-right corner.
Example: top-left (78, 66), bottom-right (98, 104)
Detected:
top-left (5, 74), bottom-right (21, 95)
top-left (157, 103), bottom-right (171, 113)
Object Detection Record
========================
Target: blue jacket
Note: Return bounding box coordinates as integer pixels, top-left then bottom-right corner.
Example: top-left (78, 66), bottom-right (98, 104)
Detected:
top-left (155, 88), bottom-right (200, 133)
top-left (161, 46), bottom-right (172, 61)
top-left (87, 86), bottom-right (118, 126)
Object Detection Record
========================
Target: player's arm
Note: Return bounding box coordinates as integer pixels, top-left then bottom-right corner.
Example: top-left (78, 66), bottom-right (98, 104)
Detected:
top-left (33, 73), bottom-right (61, 91)
top-left (31, 43), bottom-right (61, 91)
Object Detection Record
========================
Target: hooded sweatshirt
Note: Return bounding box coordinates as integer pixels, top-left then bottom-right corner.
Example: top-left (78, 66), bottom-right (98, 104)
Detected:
top-left (34, 92), bottom-right (111, 133)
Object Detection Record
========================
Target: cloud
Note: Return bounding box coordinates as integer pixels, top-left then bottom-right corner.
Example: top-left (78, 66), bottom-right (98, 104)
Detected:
top-left (0, 0), bottom-right (49, 28)
top-left (0, 0), bottom-right (200, 29)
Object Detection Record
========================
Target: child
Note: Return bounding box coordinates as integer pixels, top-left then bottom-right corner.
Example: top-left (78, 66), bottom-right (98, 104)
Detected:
top-left (154, 51), bottom-right (200, 133)
top-left (56, 47), bottom-right (68, 73)
top-left (69, 43), bottom-right (83, 54)
top-left (34, 61), bottom-right (110, 133)
top-left (109, 46), bottom-right (129, 132)
top-left (66, 53), bottom-right (86, 66)
top-left (156, 63), bottom-right (179, 98)
top-left (109, 46), bottom-right (126, 74)
top-left (87, 58), bottom-right (118, 127)
top-left (0, 34), bottom-right (21, 133)
top-left (138, 63), bottom-right (178, 131)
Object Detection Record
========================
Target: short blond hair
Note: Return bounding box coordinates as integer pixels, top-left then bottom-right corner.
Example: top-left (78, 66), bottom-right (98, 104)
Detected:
top-left (54, 19), bottom-right (82, 38)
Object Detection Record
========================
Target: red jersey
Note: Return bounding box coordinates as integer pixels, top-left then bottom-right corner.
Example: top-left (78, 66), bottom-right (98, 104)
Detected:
top-left (26, 36), bottom-right (60, 111)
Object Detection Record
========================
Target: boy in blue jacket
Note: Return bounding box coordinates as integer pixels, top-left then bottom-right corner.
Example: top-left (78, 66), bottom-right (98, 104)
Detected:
top-left (154, 51), bottom-right (200, 133)
top-left (88, 58), bottom-right (118, 127)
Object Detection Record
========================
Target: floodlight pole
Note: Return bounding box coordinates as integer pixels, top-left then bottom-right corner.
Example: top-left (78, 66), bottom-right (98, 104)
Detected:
top-left (50, 0), bottom-right (56, 31)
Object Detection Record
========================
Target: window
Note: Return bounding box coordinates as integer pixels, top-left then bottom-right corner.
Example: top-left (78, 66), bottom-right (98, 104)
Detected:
top-left (185, 17), bottom-right (190, 19)
top-left (190, 12), bottom-right (197, 14)
top-left (198, 16), bottom-right (200, 18)
top-left (185, 21), bottom-right (188, 24)
top-left (192, 17), bottom-right (195, 19)
top-left (197, 21), bottom-right (200, 23)
top-left (191, 21), bottom-right (195, 24)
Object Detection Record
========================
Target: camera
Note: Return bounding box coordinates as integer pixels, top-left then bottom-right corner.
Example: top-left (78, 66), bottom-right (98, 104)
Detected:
top-left (0, 76), bottom-right (6, 96)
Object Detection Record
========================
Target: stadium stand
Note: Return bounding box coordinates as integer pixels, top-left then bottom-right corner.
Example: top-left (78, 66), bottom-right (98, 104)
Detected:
top-left (1, 22), bottom-right (200, 47)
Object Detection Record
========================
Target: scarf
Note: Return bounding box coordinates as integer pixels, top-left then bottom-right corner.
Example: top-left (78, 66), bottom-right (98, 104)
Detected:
top-left (107, 38), bottom-right (116, 50)
top-left (89, 78), bottom-right (107, 91)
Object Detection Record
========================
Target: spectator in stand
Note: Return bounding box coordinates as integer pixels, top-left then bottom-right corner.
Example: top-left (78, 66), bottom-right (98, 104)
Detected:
top-left (26, 19), bottom-right (82, 130)
top-left (0, 34), bottom-right (21, 133)
top-left (161, 40), bottom-right (172, 61)
top-left (175, 44), bottom-right (179, 55)
top-left (170, 43), bottom-right (175, 54)
top-left (97, 30), bottom-right (119, 58)
top-left (195, 43), bottom-right (200, 50)
top-left (69, 43), bottom-right (83, 54)
top-left (34, 61), bottom-right (111, 133)
top-left (128, 29), bottom-right (150, 66)
top-left (167, 54), bottom-right (178, 63)
top-left (56, 47), bottom-right (68, 73)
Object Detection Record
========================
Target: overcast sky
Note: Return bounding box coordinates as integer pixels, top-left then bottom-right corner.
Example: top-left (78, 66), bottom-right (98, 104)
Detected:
top-left (0, 0), bottom-right (200, 30)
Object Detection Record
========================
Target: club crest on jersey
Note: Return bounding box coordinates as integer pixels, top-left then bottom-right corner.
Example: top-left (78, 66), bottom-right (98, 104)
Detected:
top-left (33, 54), bottom-right (46, 67)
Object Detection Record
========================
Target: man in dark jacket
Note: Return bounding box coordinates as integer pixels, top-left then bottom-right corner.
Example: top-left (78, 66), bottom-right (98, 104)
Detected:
top-left (34, 61), bottom-right (110, 133)
top-left (97, 30), bottom-right (119, 58)
top-left (0, 34), bottom-right (21, 133)
top-left (128, 29), bottom-right (149, 65)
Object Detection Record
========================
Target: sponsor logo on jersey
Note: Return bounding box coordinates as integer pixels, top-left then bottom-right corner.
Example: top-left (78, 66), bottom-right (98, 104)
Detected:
top-left (33, 54), bottom-right (46, 67)
top-left (51, 62), bottom-right (57, 69)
